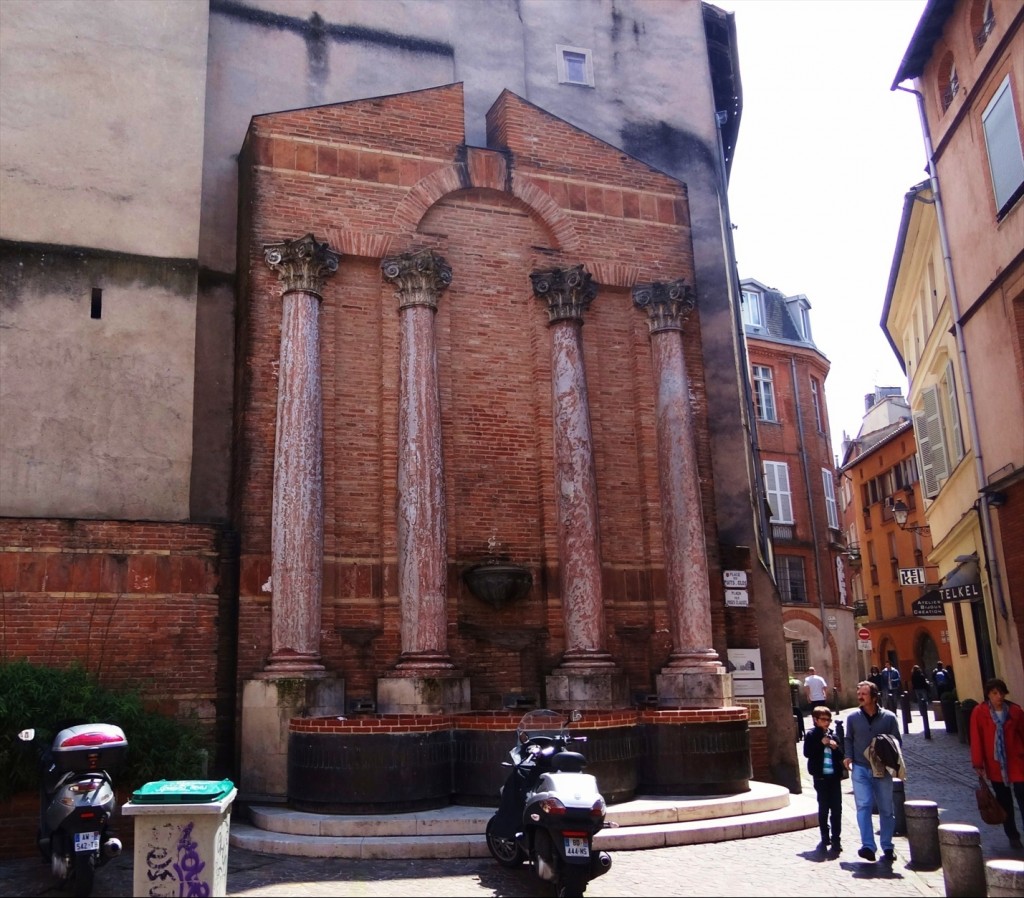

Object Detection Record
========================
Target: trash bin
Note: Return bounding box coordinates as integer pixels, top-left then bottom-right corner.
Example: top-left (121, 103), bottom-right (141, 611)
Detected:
top-left (122, 779), bottom-right (236, 897)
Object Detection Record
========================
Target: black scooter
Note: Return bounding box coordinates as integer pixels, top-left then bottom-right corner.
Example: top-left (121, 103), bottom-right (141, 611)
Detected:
top-left (485, 709), bottom-right (612, 897)
top-left (18, 723), bottom-right (127, 897)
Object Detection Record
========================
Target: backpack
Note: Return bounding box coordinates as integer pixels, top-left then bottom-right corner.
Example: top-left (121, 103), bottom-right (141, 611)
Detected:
top-left (935, 669), bottom-right (948, 688)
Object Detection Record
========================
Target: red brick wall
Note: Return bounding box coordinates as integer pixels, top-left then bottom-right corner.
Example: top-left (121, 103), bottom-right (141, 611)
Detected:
top-left (235, 83), bottom-right (729, 708)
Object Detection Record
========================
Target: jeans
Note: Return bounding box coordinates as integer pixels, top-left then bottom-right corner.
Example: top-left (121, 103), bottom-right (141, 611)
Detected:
top-left (851, 763), bottom-right (895, 852)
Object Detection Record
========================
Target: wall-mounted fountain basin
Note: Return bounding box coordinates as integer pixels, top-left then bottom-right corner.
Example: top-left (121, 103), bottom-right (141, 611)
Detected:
top-left (462, 559), bottom-right (533, 609)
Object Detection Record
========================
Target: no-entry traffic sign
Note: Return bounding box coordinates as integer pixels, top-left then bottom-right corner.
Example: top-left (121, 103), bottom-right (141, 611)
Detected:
top-left (857, 627), bottom-right (871, 641)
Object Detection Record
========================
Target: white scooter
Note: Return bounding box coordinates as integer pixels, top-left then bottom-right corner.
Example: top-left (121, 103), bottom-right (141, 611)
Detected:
top-left (485, 709), bottom-right (612, 897)
top-left (18, 723), bottom-right (127, 897)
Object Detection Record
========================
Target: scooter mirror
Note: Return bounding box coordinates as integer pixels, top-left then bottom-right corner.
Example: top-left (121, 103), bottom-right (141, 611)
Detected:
top-left (17, 728), bottom-right (35, 742)
top-left (571, 710), bottom-right (582, 722)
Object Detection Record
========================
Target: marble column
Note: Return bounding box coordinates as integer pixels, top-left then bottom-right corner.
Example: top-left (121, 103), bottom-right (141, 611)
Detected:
top-left (262, 233), bottom-right (339, 673)
top-left (532, 265), bottom-right (627, 709)
top-left (378, 249), bottom-right (468, 713)
top-left (633, 280), bottom-right (730, 707)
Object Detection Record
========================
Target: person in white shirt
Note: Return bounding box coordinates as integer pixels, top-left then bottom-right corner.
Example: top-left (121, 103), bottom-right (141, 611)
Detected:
top-left (805, 667), bottom-right (829, 708)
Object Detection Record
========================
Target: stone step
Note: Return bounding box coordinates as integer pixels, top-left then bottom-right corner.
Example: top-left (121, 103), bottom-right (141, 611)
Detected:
top-left (230, 781), bottom-right (817, 859)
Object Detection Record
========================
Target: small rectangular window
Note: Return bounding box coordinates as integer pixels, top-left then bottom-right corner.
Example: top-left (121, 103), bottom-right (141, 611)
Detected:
top-left (792, 640), bottom-right (809, 672)
top-left (752, 365), bottom-right (777, 422)
top-left (763, 460), bottom-right (793, 523)
top-left (821, 468), bottom-right (839, 529)
top-left (776, 555), bottom-right (807, 603)
top-left (556, 45), bottom-right (595, 87)
top-left (741, 290), bottom-right (763, 328)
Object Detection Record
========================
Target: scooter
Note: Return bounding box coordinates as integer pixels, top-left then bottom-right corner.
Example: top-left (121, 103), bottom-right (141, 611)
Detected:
top-left (485, 709), bottom-right (612, 897)
top-left (18, 723), bottom-right (128, 897)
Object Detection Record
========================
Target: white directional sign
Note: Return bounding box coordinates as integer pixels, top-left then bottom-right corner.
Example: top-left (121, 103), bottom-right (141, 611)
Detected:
top-left (857, 639), bottom-right (872, 651)
top-left (899, 567), bottom-right (927, 586)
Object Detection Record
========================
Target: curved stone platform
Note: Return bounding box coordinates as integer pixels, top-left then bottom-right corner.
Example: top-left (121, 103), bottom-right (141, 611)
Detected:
top-left (230, 780), bottom-right (816, 859)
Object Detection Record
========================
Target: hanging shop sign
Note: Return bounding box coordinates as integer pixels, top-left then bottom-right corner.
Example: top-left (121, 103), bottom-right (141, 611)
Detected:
top-left (938, 559), bottom-right (981, 603)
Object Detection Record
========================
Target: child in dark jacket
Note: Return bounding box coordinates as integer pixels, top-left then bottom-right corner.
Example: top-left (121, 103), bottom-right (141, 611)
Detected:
top-left (803, 704), bottom-right (845, 856)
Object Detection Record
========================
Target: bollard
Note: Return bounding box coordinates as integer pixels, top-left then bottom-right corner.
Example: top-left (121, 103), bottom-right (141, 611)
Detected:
top-left (917, 695), bottom-right (932, 739)
top-left (986, 859), bottom-right (1024, 897)
top-left (904, 800), bottom-right (940, 869)
top-left (893, 778), bottom-right (907, 835)
top-left (938, 823), bottom-right (986, 898)
top-left (900, 691), bottom-right (912, 733)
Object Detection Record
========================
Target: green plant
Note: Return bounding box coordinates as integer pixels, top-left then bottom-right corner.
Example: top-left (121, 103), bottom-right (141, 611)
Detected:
top-left (0, 660), bottom-right (209, 801)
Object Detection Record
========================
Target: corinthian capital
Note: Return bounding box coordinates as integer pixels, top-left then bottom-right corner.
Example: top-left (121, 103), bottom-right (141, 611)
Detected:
top-left (530, 264), bottom-right (597, 324)
top-left (381, 249), bottom-right (452, 311)
top-left (264, 234), bottom-right (340, 297)
top-left (632, 279), bottom-right (695, 333)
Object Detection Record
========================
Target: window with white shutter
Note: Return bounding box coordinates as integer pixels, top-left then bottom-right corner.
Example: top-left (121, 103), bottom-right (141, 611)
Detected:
top-left (914, 384), bottom-right (949, 498)
top-left (943, 360), bottom-right (965, 463)
top-left (763, 460), bottom-right (794, 523)
top-left (821, 468), bottom-right (839, 529)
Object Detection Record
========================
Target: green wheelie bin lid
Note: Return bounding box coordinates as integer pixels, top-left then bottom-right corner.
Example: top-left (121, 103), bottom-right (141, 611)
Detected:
top-left (131, 778), bottom-right (234, 804)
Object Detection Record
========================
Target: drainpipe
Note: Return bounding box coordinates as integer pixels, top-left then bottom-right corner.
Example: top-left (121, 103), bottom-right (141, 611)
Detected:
top-left (791, 358), bottom-right (829, 649)
top-left (894, 83), bottom-right (1008, 627)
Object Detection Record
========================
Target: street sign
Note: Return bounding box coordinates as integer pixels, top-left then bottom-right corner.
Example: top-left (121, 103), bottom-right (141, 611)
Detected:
top-left (857, 639), bottom-right (872, 651)
top-left (857, 627), bottom-right (871, 640)
top-left (899, 567), bottom-right (927, 586)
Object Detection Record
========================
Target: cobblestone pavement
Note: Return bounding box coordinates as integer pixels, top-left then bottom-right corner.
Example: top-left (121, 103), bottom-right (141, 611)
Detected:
top-left (3, 706), bottom-right (1022, 897)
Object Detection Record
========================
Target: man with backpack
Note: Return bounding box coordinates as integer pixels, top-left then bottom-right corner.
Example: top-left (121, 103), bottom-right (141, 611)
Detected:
top-left (933, 661), bottom-right (954, 697)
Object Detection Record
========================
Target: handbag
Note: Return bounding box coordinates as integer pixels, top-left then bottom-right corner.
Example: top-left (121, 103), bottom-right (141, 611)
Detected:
top-left (976, 776), bottom-right (1007, 825)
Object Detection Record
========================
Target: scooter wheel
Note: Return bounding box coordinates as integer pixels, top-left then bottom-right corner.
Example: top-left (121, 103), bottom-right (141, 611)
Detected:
top-left (72, 852), bottom-right (96, 897)
top-left (485, 816), bottom-right (525, 868)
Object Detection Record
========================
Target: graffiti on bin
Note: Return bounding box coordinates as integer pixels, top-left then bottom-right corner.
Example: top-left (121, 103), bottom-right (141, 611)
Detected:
top-left (144, 821), bottom-right (209, 897)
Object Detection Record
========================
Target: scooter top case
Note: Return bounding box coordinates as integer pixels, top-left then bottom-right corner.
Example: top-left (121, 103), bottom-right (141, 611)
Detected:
top-left (52, 725), bottom-right (128, 774)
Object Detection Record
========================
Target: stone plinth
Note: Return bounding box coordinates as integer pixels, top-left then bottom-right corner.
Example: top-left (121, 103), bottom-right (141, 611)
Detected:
top-left (656, 667), bottom-right (733, 708)
top-left (376, 673), bottom-right (470, 714)
top-left (240, 675), bottom-right (344, 801)
top-left (939, 823), bottom-right (985, 898)
top-left (545, 669), bottom-right (629, 710)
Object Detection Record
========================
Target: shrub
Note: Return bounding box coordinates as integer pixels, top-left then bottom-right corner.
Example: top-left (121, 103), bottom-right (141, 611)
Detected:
top-left (0, 660), bottom-right (209, 800)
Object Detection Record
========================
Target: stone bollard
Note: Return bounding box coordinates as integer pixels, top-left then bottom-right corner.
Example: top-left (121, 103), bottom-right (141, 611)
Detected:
top-left (938, 823), bottom-right (986, 897)
top-left (904, 800), bottom-right (940, 869)
top-left (987, 859), bottom-right (1024, 897)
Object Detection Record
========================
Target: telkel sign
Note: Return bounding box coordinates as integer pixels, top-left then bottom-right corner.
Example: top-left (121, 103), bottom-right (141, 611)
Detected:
top-left (938, 582), bottom-right (982, 603)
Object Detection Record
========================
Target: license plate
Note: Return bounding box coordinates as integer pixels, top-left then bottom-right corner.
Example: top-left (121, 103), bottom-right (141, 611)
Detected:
top-left (74, 832), bottom-right (100, 852)
top-left (564, 836), bottom-right (589, 858)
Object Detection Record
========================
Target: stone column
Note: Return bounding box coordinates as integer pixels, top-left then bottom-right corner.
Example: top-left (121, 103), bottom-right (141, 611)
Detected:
top-left (633, 280), bottom-right (730, 708)
top-left (263, 233), bottom-right (339, 672)
top-left (377, 249), bottom-right (468, 713)
top-left (532, 264), bottom-right (626, 709)
top-left (240, 234), bottom-right (345, 803)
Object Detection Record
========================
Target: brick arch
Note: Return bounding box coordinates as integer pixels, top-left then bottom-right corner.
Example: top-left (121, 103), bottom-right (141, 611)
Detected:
top-left (392, 159), bottom-right (581, 254)
top-left (784, 608), bottom-right (844, 691)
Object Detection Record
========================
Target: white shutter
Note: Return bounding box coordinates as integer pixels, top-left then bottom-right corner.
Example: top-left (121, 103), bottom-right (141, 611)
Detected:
top-left (914, 385), bottom-right (948, 498)
top-left (821, 468), bottom-right (839, 529)
top-left (763, 461), bottom-right (793, 523)
top-left (945, 360), bottom-right (965, 462)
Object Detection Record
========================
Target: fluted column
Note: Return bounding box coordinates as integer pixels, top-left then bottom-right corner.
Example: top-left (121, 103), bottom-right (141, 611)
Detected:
top-left (381, 249), bottom-right (455, 672)
top-left (262, 233), bottom-right (339, 672)
top-left (532, 265), bottom-right (618, 675)
top-left (633, 280), bottom-right (729, 707)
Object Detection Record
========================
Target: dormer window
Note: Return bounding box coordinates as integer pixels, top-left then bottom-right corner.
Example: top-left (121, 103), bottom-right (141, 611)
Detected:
top-left (740, 290), bottom-right (763, 328)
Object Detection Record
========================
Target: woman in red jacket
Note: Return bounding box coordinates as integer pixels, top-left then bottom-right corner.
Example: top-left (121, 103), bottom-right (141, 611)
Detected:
top-left (971, 677), bottom-right (1024, 849)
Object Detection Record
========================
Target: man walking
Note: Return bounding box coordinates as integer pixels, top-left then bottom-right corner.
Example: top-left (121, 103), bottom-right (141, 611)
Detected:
top-left (844, 680), bottom-right (903, 863)
top-left (804, 667), bottom-right (829, 710)
top-left (880, 662), bottom-right (901, 710)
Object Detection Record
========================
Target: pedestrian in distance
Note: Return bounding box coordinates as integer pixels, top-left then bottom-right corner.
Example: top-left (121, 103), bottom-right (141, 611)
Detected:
top-left (804, 666), bottom-right (829, 711)
top-left (911, 664), bottom-right (930, 705)
top-left (970, 677), bottom-right (1024, 850)
top-left (933, 661), bottom-right (955, 697)
top-left (803, 705), bottom-right (844, 857)
top-left (843, 680), bottom-right (903, 864)
top-left (880, 662), bottom-right (901, 711)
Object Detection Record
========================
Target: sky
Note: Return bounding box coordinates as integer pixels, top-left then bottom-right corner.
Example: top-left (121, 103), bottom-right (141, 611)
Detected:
top-left (711, 0), bottom-right (930, 462)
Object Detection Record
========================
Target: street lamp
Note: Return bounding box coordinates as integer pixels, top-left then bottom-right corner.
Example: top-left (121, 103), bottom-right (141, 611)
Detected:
top-left (891, 498), bottom-right (929, 533)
